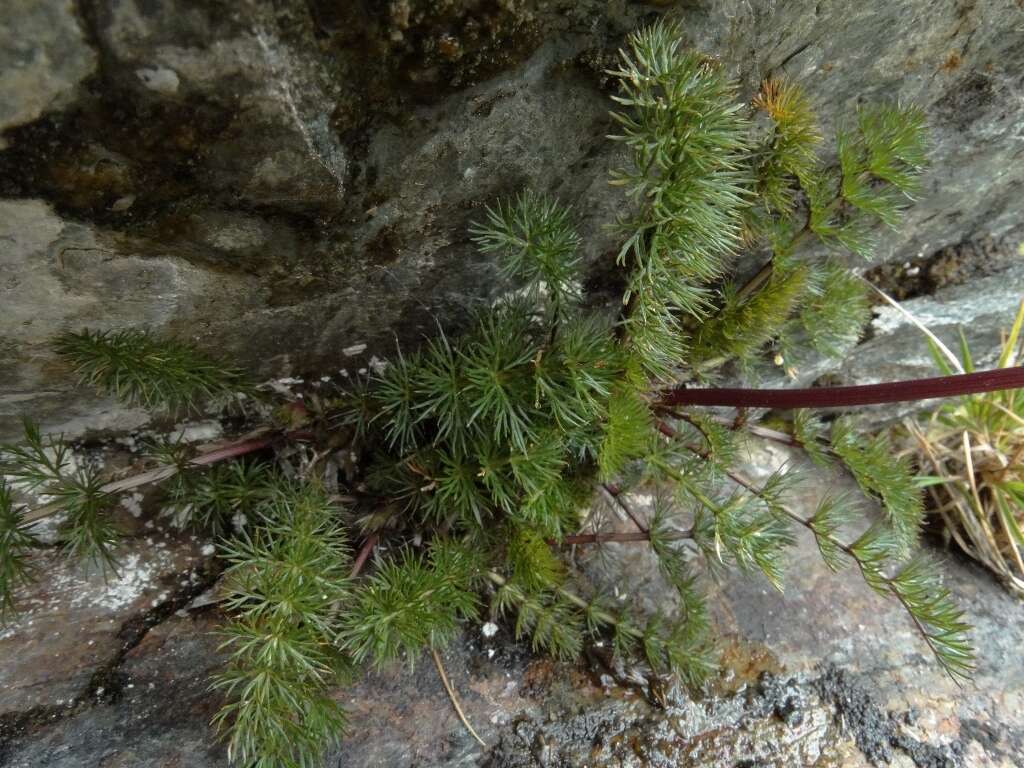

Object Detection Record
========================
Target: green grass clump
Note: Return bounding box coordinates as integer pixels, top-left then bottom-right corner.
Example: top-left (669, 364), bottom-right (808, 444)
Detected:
top-left (909, 301), bottom-right (1024, 595)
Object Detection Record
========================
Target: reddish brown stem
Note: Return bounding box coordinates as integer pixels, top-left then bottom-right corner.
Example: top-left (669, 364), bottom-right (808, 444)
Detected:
top-left (600, 483), bottom-right (648, 533)
top-left (658, 368), bottom-right (1024, 410)
top-left (190, 436), bottom-right (275, 465)
top-left (22, 428), bottom-right (315, 524)
top-left (349, 533), bottom-right (379, 578)
top-left (559, 531), bottom-right (652, 546)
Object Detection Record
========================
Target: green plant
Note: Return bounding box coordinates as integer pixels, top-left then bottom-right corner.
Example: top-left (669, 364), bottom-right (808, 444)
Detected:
top-left (53, 328), bottom-right (249, 413)
top-left (1, 419), bottom-right (120, 574)
top-left (0, 478), bottom-right (41, 618)
top-left (212, 484), bottom-right (353, 767)
top-left (3, 19), bottom-right (1018, 768)
top-left (907, 300), bottom-right (1024, 595)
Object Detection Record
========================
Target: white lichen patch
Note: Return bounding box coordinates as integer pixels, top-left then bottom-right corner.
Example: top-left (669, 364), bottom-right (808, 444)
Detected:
top-left (168, 420), bottom-right (224, 444)
top-left (342, 343), bottom-right (367, 357)
top-left (136, 66), bottom-right (180, 94)
top-left (66, 550), bottom-right (168, 612)
top-left (120, 492), bottom-right (145, 518)
top-left (261, 376), bottom-right (305, 398)
top-left (25, 510), bottom-right (67, 544)
top-left (2, 537), bottom-right (199, 641)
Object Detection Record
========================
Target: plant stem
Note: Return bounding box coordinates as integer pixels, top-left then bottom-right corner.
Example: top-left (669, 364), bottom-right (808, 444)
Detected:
top-left (658, 367), bottom-right (1024, 410)
top-left (600, 483), bottom-right (648, 533)
top-left (350, 533), bottom-right (379, 578)
top-left (562, 531), bottom-right (650, 544)
top-left (486, 569), bottom-right (618, 627)
top-left (20, 429), bottom-right (310, 525)
top-left (733, 259), bottom-right (774, 305)
top-left (432, 647), bottom-right (486, 748)
top-left (655, 416), bottom-right (970, 683)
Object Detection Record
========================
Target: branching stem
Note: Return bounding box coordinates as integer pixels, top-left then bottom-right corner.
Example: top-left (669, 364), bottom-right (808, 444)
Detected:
top-left (655, 416), bottom-right (967, 683)
top-left (21, 429), bottom-right (313, 525)
top-left (600, 483), bottom-right (649, 533)
top-left (350, 533), bottom-right (379, 578)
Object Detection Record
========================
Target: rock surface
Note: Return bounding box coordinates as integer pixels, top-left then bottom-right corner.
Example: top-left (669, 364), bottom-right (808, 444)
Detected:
top-left (2, 440), bottom-right (1022, 767)
top-left (0, 530), bottom-right (210, 717)
top-left (2, 0), bottom-right (1024, 439)
top-left (2, 3), bottom-right (1024, 762)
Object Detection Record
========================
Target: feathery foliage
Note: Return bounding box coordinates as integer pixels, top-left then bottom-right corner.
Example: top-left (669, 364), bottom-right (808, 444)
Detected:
top-left (0, 18), bottom-right (981, 768)
top-left (799, 260), bottom-right (872, 357)
top-left (751, 78), bottom-right (822, 215)
top-left (843, 523), bottom-right (975, 683)
top-left (157, 449), bottom-right (279, 534)
top-left (831, 418), bottom-right (924, 554)
top-left (471, 191), bottom-right (583, 318)
top-left (341, 541), bottom-right (482, 668)
top-left (807, 493), bottom-right (859, 573)
top-left (886, 554), bottom-right (974, 681)
top-left (0, 480), bottom-right (40, 617)
top-left (1, 420), bottom-right (120, 572)
top-left (610, 22), bottom-right (752, 380)
top-left (54, 328), bottom-right (248, 413)
top-left (597, 385), bottom-right (653, 481)
top-left (212, 483), bottom-right (352, 768)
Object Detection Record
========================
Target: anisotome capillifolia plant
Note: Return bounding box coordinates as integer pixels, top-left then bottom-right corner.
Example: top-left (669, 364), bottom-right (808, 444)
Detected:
top-left (3, 20), bottom-right (1020, 768)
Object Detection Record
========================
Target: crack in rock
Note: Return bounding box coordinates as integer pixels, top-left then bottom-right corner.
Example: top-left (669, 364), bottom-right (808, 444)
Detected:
top-left (814, 665), bottom-right (963, 768)
top-left (0, 560), bottom-right (221, 758)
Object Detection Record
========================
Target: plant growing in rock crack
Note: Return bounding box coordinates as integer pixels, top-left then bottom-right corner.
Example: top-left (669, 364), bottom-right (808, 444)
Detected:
top-left (3, 19), bottom-right (1019, 768)
top-left (903, 300), bottom-right (1024, 595)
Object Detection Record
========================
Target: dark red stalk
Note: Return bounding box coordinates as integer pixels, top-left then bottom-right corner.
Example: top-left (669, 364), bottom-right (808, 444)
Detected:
top-left (349, 533), bottom-right (379, 578)
top-left (658, 368), bottom-right (1024, 410)
top-left (190, 428), bottom-right (316, 467)
top-left (559, 531), bottom-right (651, 545)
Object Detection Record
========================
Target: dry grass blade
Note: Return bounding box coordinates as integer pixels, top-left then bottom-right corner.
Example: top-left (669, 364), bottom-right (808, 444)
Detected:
top-left (905, 301), bottom-right (1024, 596)
top-left (867, 283), bottom-right (964, 374)
top-left (432, 648), bottom-right (486, 748)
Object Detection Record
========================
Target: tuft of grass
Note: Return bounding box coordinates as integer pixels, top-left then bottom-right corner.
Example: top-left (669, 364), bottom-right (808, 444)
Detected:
top-left (907, 301), bottom-right (1024, 595)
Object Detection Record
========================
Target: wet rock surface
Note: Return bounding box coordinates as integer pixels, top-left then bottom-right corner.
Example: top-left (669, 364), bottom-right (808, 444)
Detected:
top-left (3, 0), bottom-right (1024, 439)
top-left (3, 0), bottom-right (1024, 764)
top-left (2, 442), bottom-right (1022, 767)
top-left (1, 614), bottom-right (227, 768)
top-left (480, 672), bottom-right (846, 768)
top-left (0, 531), bottom-right (213, 717)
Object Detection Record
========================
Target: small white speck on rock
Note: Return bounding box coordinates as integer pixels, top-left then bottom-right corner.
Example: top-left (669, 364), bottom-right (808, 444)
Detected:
top-left (481, 621), bottom-right (499, 638)
top-left (136, 66), bottom-right (180, 94)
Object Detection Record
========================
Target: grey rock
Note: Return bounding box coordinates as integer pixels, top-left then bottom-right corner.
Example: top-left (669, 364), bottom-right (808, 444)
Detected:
top-left (0, 528), bottom-right (210, 716)
top-left (2, 0), bottom-right (1023, 439)
top-left (1, 614), bottom-right (227, 768)
top-left (846, 258), bottom-right (1024, 387)
top-left (3, 440), bottom-right (1022, 766)
top-left (0, 198), bottom-right (259, 437)
top-left (0, 0), bottom-right (96, 145)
